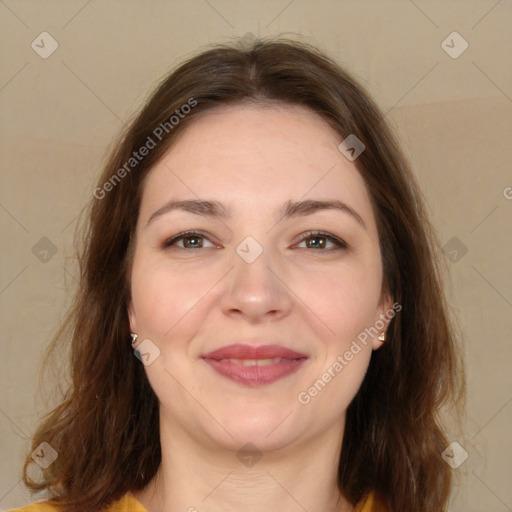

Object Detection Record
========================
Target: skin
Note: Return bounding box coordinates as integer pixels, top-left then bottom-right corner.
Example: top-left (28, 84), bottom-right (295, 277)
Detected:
top-left (128, 103), bottom-right (393, 512)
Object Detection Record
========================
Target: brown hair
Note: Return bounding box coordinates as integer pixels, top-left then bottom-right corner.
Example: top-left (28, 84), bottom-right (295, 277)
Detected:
top-left (23, 37), bottom-right (465, 512)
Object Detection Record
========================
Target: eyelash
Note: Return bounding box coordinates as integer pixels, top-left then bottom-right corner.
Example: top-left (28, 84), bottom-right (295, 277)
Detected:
top-left (162, 230), bottom-right (347, 251)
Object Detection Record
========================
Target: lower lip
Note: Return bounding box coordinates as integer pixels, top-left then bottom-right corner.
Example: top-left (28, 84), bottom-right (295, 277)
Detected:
top-left (203, 358), bottom-right (307, 386)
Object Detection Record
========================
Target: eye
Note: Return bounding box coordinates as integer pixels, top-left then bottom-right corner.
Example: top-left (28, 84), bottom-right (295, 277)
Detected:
top-left (162, 230), bottom-right (347, 251)
top-left (162, 231), bottom-right (218, 250)
top-left (294, 231), bottom-right (347, 251)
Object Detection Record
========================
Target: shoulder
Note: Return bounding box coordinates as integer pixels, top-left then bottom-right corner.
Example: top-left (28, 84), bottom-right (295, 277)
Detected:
top-left (354, 489), bottom-right (391, 512)
top-left (8, 492), bottom-right (147, 512)
top-left (8, 503), bottom-right (58, 512)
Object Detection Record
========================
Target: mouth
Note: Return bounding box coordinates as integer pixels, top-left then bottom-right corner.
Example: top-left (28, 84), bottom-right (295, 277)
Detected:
top-left (201, 343), bottom-right (308, 387)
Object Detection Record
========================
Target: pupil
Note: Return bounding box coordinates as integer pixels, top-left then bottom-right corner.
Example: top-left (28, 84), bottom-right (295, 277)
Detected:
top-left (185, 236), bottom-right (201, 248)
top-left (309, 237), bottom-right (325, 248)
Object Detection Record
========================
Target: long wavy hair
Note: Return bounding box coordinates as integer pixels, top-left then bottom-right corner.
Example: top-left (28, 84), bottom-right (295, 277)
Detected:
top-left (22, 37), bottom-right (465, 512)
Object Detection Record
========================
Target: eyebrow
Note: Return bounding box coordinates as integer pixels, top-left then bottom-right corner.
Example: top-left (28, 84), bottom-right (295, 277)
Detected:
top-left (146, 198), bottom-right (366, 229)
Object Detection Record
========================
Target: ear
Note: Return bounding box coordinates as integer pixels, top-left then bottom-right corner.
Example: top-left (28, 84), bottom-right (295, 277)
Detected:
top-left (127, 298), bottom-right (138, 334)
top-left (371, 292), bottom-right (395, 351)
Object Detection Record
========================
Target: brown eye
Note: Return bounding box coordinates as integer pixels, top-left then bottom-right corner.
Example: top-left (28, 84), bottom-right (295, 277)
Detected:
top-left (163, 231), bottom-right (217, 250)
top-left (295, 231), bottom-right (347, 250)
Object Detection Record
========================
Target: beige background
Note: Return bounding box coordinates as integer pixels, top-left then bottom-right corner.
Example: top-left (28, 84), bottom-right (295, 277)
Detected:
top-left (1, 1), bottom-right (511, 510)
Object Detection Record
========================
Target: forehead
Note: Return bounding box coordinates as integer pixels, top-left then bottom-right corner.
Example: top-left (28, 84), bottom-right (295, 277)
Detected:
top-left (140, 103), bottom-right (376, 230)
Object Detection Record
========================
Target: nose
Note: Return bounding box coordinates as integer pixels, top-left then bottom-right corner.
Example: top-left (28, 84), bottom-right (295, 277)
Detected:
top-left (220, 243), bottom-right (293, 323)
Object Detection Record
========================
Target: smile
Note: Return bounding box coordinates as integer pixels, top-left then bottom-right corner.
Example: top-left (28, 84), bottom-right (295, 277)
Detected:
top-left (202, 343), bottom-right (308, 387)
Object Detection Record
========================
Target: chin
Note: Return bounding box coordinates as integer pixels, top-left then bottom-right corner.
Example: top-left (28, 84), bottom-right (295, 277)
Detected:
top-left (210, 428), bottom-right (300, 456)
top-left (206, 406), bottom-right (305, 451)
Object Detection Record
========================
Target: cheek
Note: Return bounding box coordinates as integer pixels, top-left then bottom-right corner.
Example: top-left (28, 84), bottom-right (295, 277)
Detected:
top-left (292, 265), bottom-right (377, 414)
top-left (290, 259), bottom-right (383, 344)
top-left (303, 347), bottom-right (372, 419)
top-left (130, 257), bottom-right (219, 338)
top-left (129, 259), bottom-right (214, 402)
top-left (132, 257), bottom-right (194, 330)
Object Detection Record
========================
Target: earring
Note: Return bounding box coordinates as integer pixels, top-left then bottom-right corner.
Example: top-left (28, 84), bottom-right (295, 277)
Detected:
top-left (378, 332), bottom-right (386, 342)
top-left (130, 333), bottom-right (138, 345)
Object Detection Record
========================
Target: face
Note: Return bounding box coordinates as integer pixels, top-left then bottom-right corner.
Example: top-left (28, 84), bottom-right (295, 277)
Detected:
top-left (128, 103), bottom-right (392, 453)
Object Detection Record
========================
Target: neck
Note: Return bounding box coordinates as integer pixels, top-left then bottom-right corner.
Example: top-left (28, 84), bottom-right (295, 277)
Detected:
top-left (134, 415), bottom-right (354, 512)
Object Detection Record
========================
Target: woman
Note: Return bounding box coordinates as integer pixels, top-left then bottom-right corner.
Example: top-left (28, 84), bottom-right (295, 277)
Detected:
top-left (13, 38), bottom-right (465, 512)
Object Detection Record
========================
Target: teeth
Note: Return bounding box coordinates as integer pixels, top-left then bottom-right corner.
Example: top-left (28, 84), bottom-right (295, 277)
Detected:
top-left (225, 357), bottom-right (283, 366)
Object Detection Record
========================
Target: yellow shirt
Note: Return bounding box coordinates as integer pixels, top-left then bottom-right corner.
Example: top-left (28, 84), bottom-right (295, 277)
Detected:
top-left (9, 489), bottom-right (389, 511)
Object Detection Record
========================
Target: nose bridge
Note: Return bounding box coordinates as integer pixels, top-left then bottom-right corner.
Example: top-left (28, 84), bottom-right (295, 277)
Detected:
top-left (220, 234), bottom-right (292, 320)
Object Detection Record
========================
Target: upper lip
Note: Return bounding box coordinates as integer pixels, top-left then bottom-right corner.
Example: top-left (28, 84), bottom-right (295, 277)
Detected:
top-left (202, 343), bottom-right (308, 360)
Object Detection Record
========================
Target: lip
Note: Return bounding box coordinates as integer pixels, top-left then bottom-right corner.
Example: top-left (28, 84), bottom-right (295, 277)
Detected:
top-left (202, 343), bottom-right (308, 387)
